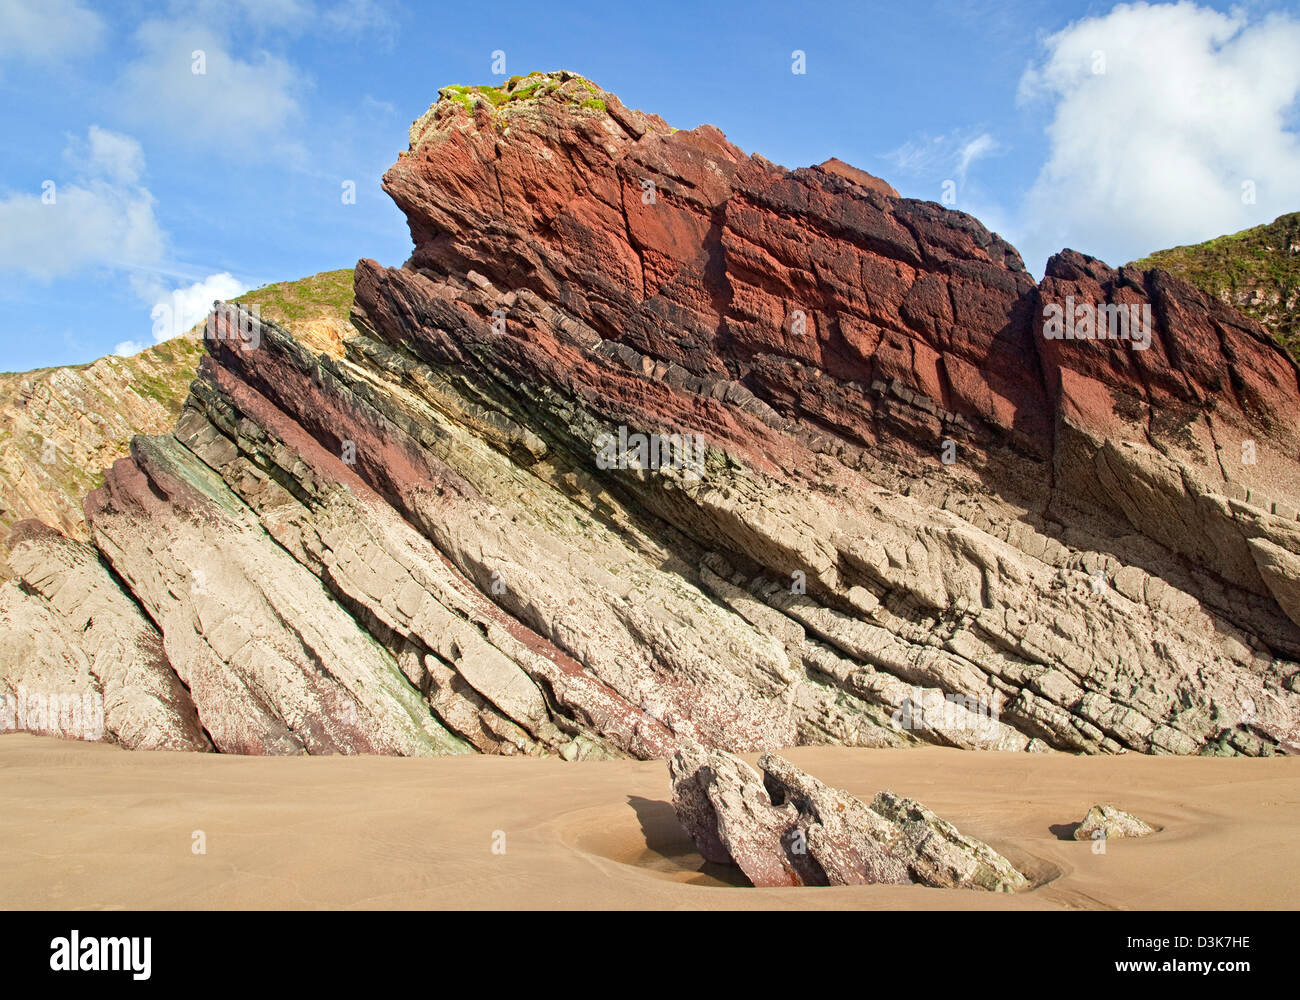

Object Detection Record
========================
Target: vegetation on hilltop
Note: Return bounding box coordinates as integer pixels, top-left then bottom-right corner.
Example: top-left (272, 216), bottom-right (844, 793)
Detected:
top-left (232, 268), bottom-right (355, 328)
top-left (1130, 212), bottom-right (1300, 361)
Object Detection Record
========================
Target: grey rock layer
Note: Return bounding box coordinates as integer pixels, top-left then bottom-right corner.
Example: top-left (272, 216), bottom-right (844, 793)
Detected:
top-left (0, 520), bottom-right (210, 750)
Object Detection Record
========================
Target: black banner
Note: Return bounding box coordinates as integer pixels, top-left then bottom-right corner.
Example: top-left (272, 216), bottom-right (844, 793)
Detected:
top-left (0, 909), bottom-right (1285, 987)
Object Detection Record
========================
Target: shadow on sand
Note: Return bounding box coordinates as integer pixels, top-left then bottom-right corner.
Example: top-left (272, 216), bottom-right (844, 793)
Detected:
top-left (626, 795), bottom-right (751, 887)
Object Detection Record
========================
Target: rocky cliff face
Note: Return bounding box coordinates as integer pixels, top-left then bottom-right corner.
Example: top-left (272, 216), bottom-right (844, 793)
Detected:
top-left (4, 72), bottom-right (1299, 758)
top-left (0, 269), bottom-right (355, 582)
top-left (0, 338), bottom-right (206, 574)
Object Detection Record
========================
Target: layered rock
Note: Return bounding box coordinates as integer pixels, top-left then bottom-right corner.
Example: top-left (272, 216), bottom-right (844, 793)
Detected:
top-left (5, 71), bottom-right (1300, 757)
top-left (0, 520), bottom-right (210, 750)
top-left (669, 745), bottom-right (1027, 890)
top-left (0, 269), bottom-right (355, 582)
top-left (0, 338), bottom-right (205, 573)
top-left (1130, 211), bottom-right (1300, 361)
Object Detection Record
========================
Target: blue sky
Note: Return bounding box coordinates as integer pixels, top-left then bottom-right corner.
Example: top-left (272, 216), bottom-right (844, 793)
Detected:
top-left (1, 0), bottom-right (1298, 371)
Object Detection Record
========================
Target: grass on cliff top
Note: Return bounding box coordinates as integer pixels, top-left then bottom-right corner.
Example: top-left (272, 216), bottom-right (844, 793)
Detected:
top-left (0, 335), bottom-right (205, 410)
top-left (232, 268), bottom-right (355, 328)
top-left (439, 72), bottom-right (607, 116)
top-left (1129, 211), bottom-right (1299, 360)
top-left (0, 271), bottom-right (354, 382)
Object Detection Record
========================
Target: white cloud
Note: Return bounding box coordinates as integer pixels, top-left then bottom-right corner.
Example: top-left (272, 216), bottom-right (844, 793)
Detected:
top-left (1016, 1), bottom-right (1300, 273)
top-left (321, 0), bottom-right (396, 35)
top-left (148, 272), bottom-right (247, 343)
top-left (109, 3), bottom-right (397, 158)
top-left (0, 128), bottom-right (163, 281)
top-left (0, 127), bottom-right (246, 356)
top-left (956, 134), bottom-right (1000, 182)
top-left (150, 0), bottom-right (395, 35)
top-left (117, 268), bottom-right (249, 355)
top-left (87, 126), bottom-right (147, 184)
top-left (237, 0), bottom-right (313, 26)
top-left (117, 20), bottom-right (304, 157)
top-left (61, 125), bottom-right (148, 185)
top-left (0, 0), bottom-right (104, 62)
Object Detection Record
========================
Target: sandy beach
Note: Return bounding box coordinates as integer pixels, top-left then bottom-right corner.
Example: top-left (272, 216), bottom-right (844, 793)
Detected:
top-left (1, 734), bottom-right (1296, 910)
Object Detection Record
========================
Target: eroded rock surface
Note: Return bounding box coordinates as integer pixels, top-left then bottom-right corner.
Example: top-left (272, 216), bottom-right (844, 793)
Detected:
top-left (670, 745), bottom-right (1027, 890)
top-left (0, 520), bottom-right (210, 750)
top-left (5, 71), bottom-right (1300, 756)
top-left (0, 270), bottom-right (357, 583)
top-left (0, 340), bottom-right (205, 573)
top-left (1073, 804), bottom-right (1157, 841)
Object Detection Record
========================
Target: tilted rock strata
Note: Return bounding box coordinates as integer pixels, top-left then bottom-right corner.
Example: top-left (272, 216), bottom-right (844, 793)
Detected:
top-left (5, 71), bottom-right (1300, 757)
top-left (85, 430), bottom-right (470, 756)
top-left (0, 338), bottom-right (205, 576)
top-left (0, 520), bottom-right (210, 750)
top-left (0, 270), bottom-right (356, 583)
top-left (669, 746), bottom-right (1028, 890)
top-left (356, 71), bottom-right (1300, 755)
top-left (1129, 211), bottom-right (1300, 362)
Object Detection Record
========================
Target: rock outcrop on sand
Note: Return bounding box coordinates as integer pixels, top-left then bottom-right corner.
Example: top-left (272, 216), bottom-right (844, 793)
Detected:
top-left (1073, 804), bottom-right (1157, 841)
top-left (668, 745), bottom-right (1027, 889)
top-left (0, 520), bottom-right (210, 750)
top-left (3, 71), bottom-right (1299, 756)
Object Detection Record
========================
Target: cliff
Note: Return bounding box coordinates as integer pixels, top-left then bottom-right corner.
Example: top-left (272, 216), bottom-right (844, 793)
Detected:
top-left (0, 269), bottom-right (355, 580)
top-left (0, 338), bottom-right (205, 570)
top-left (3, 72), bottom-right (1297, 758)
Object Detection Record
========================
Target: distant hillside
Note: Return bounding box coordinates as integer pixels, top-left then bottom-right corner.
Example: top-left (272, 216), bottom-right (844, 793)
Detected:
top-left (1129, 212), bottom-right (1300, 360)
top-left (0, 269), bottom-right (355, 576)
top-left (231, 268), bottom-right (356, 359)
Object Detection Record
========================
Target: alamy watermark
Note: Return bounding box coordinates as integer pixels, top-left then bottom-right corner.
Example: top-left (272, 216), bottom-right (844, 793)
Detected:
top-left (50, 931), bottom-right (150, 980)
top-left (890, 686), bottom-right (1000, 732)
top-left (204, 302), bottom-right (261, 350)
top-left (595, 425), bottom-right (706, 477)
top-left (1, 686), bottom-right (104, 741)
top-left (1043, 297), bottom-right (1152, 351)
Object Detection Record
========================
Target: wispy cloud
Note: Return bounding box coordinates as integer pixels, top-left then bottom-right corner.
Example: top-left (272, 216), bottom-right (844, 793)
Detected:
top-left (116, 19), bottom-right (308, 162)
top-left (882, 128), bottom-right (1004, 185)
top-left (0, 125), bottom-right (247, 355)
top-left (0, 127), bottom-right (162, 282)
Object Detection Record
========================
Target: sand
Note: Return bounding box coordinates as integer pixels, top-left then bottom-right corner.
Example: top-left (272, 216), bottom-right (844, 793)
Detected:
top-left (1, 733), bottom-right (1296, 909)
